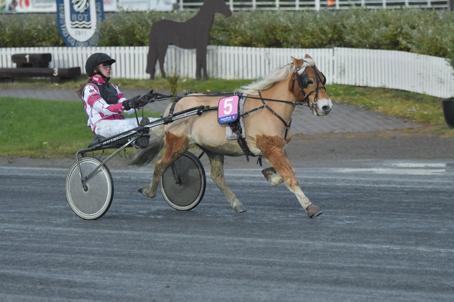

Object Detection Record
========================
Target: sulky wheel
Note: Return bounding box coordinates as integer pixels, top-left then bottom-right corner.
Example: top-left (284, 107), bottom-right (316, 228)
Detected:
top-left (160, 152), bottom-right (206, 211)
top-left (442, 98), bottom-right (454, 128)
top-left (66, 157), bottom-right (114, 220)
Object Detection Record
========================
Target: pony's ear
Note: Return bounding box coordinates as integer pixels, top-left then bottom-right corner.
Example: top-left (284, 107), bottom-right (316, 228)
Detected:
top-left (291, 57), bottom-right (304, 68)
top-left (303, 54), bottom-right (316, 66)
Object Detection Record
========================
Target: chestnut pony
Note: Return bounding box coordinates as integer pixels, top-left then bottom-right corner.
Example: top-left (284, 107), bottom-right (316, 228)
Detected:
top-left (135, 55), bottom-right (333, 218)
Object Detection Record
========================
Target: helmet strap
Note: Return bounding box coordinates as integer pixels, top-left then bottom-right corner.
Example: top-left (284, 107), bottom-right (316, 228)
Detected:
top-left (94, 66), bottom-right (110, 82)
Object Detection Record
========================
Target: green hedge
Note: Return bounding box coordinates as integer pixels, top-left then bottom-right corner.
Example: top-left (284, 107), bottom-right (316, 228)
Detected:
top-left (1, 10), bottom-right (453, 66)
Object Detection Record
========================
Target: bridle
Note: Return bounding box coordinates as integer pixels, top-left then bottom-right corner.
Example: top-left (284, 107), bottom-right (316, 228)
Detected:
top-left (289, 63), bottom-right (327, 112)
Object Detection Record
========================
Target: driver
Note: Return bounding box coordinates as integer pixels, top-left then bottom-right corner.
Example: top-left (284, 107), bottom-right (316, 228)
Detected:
top-left (79, 53), bottom-right (150, 138)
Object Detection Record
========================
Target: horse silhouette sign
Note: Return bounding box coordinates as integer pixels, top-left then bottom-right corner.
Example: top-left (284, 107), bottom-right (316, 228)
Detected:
top-left (146, 0), bottom-right (232, 80)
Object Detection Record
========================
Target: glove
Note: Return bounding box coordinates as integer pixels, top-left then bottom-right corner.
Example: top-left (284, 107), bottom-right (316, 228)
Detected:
top-left (122, 95), bottom-right (146, 110)
top-left (141, 90), bottom-right (156, 102)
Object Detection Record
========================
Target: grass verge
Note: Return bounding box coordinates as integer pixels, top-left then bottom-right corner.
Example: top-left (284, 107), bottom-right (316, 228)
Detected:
top-left (0, 98), bottom-right (92, 157)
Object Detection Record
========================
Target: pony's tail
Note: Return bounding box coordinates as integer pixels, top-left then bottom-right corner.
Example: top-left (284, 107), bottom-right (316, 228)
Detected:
top-left (129, 125), bottom-right (164, 166)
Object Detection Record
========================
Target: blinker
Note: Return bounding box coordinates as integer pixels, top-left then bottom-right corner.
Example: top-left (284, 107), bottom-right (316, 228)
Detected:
top-left (298, 74), bottom-right (310, 89)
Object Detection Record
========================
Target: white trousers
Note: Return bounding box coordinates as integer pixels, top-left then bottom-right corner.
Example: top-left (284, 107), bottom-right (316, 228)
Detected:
top-left (94, 118), bottom-right (146, 138)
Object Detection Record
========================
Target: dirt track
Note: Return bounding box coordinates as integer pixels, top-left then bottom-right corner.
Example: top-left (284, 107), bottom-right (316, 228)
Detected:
top-left (289, 130), bottom-right (454, 161)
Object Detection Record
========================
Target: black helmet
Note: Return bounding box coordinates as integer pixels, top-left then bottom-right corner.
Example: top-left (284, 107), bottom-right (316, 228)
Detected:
top-left (85, 53), bottom-right (116, 76)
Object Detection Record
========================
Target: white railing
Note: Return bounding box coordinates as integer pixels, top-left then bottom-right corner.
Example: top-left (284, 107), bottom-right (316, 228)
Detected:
top-left (180, 0), bottom-right (449, 10)
top-left (3, 0), bottom-right (449, 13)
top-left (1, 46), bottom-right (453, 98)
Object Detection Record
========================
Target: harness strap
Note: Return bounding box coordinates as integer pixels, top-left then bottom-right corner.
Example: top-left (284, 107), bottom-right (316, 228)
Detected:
top-left (229, 121), bottom-right (255, 161)
top-left (227, 94), bottom-right (255, 160)
top-left (227, 92), bottom-right (295, 160)
top-left (167, 96), bottom-right (183, 117)
top-left (246, 95), bottom-right (297, 106)
top-left (258, 91), bottom-right (292, 140)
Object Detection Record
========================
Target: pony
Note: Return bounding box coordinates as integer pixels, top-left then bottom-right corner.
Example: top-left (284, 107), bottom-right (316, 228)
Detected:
top-left (135, 55), bottom-right (333, 218)
top-left (146, 0), bottom-right (232, 80)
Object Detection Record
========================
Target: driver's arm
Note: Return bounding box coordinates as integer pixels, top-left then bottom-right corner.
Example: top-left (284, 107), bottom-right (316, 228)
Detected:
top-left (83, 84), bottom-right (128, 115)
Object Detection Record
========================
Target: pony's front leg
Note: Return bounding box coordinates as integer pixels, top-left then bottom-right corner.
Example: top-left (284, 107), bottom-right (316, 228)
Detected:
top-left (256, 135), bottom-right (322, 218)
top-left (262, 167), bottom-right (284, 186)
top-left (206, 152), bottom-right (246, 213)
top-left (140, 133), bottom-right (188, 199)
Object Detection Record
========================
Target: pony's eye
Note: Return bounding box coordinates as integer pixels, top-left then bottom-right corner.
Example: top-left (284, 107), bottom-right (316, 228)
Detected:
top-left (307, 80), bottom-right (314, 86)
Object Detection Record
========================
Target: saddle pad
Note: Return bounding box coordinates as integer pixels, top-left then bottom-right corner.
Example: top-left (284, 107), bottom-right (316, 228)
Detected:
top-left (218, 95), bottom-right (239, 125)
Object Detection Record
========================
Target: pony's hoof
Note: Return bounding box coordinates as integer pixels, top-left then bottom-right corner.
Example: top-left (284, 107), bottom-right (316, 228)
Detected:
top-left (138, 187), bottom-right (156, 199)
top-left (306, 204), bottom-right (323, 218)
top-left (233, 202), bottom-right (247, 213)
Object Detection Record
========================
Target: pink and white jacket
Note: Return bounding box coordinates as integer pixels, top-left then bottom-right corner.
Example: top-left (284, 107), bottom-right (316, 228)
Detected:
top-left (81, 74), bottom-right (132, 132)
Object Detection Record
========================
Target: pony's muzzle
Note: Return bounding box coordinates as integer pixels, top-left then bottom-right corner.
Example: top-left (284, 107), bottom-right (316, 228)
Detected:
top-left (317, 98), bottom-right (333, 116)
top-left (322, 105), bottom-right (332, 114)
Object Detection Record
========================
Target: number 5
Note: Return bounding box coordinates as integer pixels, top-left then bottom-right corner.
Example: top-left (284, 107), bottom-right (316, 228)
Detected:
top-left (224, 98), bottom-right (233, 115)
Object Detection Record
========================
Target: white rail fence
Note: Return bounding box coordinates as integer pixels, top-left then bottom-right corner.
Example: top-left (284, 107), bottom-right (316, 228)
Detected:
top-left (179, 0), bottom-right (450, 10)
top-left (1, 46), bottom-right (453, 98)
top-left (1, 0), bottom-right (449, 13)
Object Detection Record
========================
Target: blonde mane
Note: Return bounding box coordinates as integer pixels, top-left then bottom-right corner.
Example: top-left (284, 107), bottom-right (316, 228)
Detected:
top-left (240, 64), bottom-right (294, 95)
top-left (239, 57), bottom-right (316, 95)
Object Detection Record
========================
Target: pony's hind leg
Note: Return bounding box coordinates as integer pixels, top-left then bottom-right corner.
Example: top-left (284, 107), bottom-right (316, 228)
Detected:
top-left (140, 133), bottom-right (188, 199)
top-left (256, 135), bottom-right (322, 218)
top-left (206, 152), bottom-right (246, 213)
